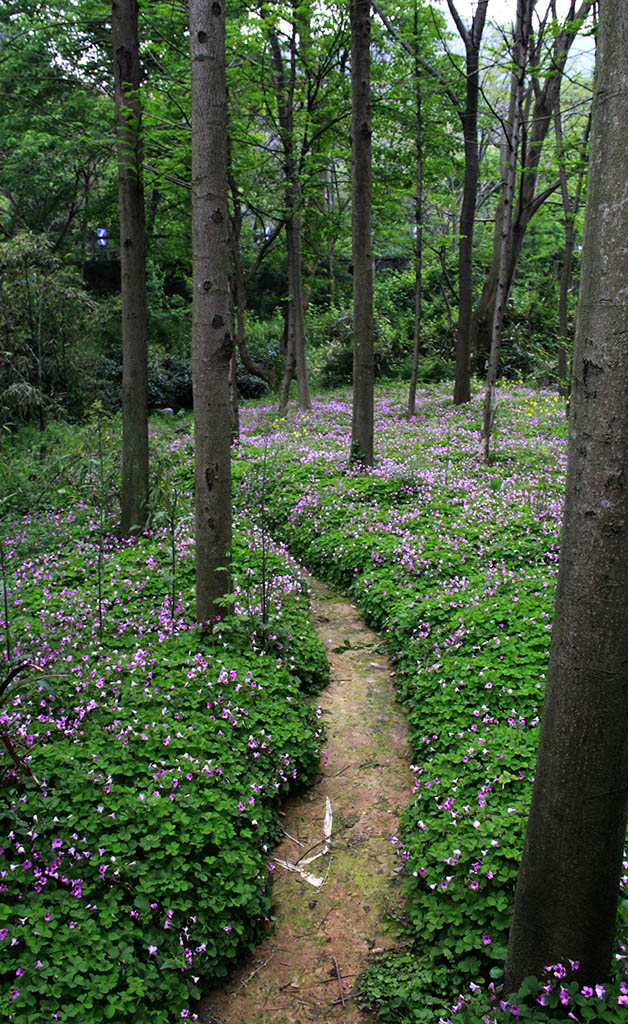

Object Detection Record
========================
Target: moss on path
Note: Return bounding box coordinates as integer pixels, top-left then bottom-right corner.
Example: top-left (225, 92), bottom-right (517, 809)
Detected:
top-left (198, 577), bottom-right (412, 1024)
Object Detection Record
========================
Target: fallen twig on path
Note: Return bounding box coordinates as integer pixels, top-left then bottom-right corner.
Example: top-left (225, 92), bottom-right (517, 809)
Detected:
top-left (282, 828), bottom-right (305, 847)
top-left (241, 955), bottom-right (273, 987)
top-left (330, 991), bottom-right (358, 1007)
top-left (332, 956), bottom-right (346, 1008)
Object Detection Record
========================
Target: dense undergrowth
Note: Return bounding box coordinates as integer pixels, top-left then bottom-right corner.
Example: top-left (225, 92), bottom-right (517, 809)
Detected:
top-left (0, 420), bottom-right (328, 1023)
top-left (236, 384), bottom-right (628, 1024)
top-left (1, 383), bottom-right (627, 1023)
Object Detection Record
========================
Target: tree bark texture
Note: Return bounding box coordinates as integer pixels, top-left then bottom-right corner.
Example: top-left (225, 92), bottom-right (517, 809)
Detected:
top-left (555, 102), bottom-right (590, 396)
top-left (112, 0), bottom-right (149, 537)
top-left (471, 0), bottom-right (594, 361)
top-left (350, 0), bottom-right (374, 466)
top-left (189, 0), bottom-right (233, 624)
top-left (450, 0), bottom-right (488, 406)
top-left (504, 0), bottom-right (628, 990)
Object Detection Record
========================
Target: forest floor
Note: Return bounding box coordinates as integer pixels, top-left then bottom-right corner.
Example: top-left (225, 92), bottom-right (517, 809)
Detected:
top-left (197, 576), bottom-right (413, 1024)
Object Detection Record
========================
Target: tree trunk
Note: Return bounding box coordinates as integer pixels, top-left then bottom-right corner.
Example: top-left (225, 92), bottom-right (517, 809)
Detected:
top-left (478, 0), bottom-right (531, 462)
top-left (407, 3), bottom-right (423, 419)
top-left (557, 219), bottom-right (573, 392)
top-left (350, 0), bottom-right (374, 467)
top-left (449, 0), bottom-right (488, 406)
top-left (279, 303), bottom-right (297, 413)
top-left (555, 100), bottom-right (591, 397)
top-left (189, 0), bottom-right (233, 624)
top-left (283, 194), bottom-right (311, 410)
top-left (112, 0), bottom-right (149, 537)
top-left (229, 348), bottom-right (239, 441)
top-left (265, 8), bottom-right (311, 413)
top-left (504, 0), bottom-right (628, 990)
top-left (472, 0), bottom-right (594, 362)
top-left (229, 180), bottom-right (274, 389)
top-left (36, 287), bottom-right (45, 432)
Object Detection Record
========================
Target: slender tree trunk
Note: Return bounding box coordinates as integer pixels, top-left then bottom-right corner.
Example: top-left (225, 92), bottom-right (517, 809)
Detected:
top-left (278, 297), bottom-right (296, 414)
top-left (471, 0), bottom-right (594, 361)
top-left (229, 181), bottom-right (273, 388)
top-left (450, 0), bottom-right (488, 406)
top-left (284, 194), bottom-right (311, 410)
top-left (265, 9), bottom-right (311, 412)
top-left (36, 288), bottom-right (45, 433)
top-left (189, 0), bottom-right (233, 624)
top-left (112, 0), bottom-right (149, 537)
top-left (372, 0), bottom-right (486, 407)
top-left (407, 3), bottom-right (423, 419)
top-left (478, 0), bottom-right (530, 462)
top-left (350, 0), bottom-right (374, 467)
top-left (504, 0), bottom-right (628, 990)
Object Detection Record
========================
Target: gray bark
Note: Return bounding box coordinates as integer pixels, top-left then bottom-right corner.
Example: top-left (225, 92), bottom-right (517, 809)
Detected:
top-left (113, 0), bottom-right (149, 537)
top-left (504, 0), bottom-right (628, 990)
top-left (554, 98), bottom-right (590, 396)
top-left (350, 0), bottom-right (374, 467)
top-left (189, 0), bottom-right (233, 623)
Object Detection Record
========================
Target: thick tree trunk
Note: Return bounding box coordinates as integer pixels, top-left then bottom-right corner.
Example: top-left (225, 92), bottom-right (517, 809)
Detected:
top-left (350, 0), bottom-right (374, 467)
top-left (189, 0), bottom-right (233, 624)
top-left (478, 0), bottom-right (530, 461)
top-left (504, 0), bottom-right (628, 990)
top-left (112, 0), bottom-right (149, 537)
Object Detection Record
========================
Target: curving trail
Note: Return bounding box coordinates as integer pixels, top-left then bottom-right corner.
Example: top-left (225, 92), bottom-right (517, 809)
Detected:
top-left (198, 577), bottom-right (412, 1024)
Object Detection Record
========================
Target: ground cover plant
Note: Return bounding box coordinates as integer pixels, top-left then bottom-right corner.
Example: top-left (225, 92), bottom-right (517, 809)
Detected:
top-left (0, 419), bottom-right (328, 1023)
top-left (235, 384), bottom-right (628, 1024)
top-left (2, 383), bottom-right (627, 1023)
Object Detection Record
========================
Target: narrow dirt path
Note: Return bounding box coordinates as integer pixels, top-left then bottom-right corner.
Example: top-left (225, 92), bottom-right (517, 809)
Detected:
top-left (198, 577), bottom-right (412, 1024)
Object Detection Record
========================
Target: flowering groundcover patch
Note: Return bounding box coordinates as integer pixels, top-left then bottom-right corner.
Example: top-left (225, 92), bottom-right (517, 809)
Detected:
top-left (237, 384), bottom-right (628, 1023)
top-left (0, 433), bottom-right (328, 1023)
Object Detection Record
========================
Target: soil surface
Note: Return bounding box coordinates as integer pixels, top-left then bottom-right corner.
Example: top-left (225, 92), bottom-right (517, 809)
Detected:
top-left (197, 577), bottom-right (412, 1024)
